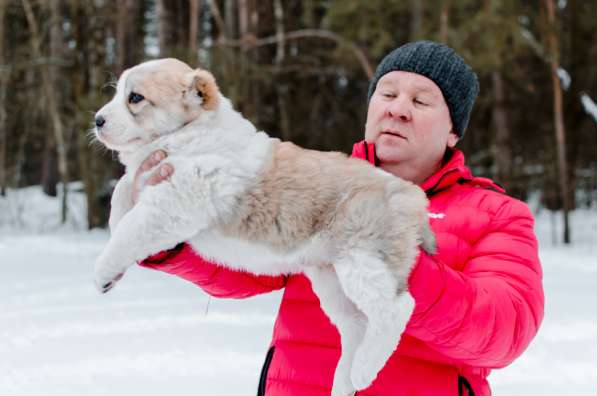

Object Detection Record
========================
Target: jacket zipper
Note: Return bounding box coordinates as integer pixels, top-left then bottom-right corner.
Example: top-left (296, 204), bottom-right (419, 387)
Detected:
top-left (458, 375), bottom-right (475, 396)
top-left (425, 169), bottom-right (461, 197)
top-left (257, 346), bottom-right (275, 396)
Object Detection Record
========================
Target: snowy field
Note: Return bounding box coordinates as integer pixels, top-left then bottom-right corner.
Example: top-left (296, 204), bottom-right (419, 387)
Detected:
top-left (1, 186), bottom-right (596, 395)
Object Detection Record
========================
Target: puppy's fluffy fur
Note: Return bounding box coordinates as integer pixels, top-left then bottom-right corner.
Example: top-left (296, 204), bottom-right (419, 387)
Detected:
top-left (94, 58), bottom-right (435, 396)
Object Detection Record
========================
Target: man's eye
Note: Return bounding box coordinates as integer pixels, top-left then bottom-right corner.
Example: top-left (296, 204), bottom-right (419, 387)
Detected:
top-left (128, 92), bottom-right (145, 104)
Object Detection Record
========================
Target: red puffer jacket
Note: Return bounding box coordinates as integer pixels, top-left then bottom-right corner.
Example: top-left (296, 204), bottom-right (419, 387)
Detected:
top-left (140, 141), bottom-right (544, 396)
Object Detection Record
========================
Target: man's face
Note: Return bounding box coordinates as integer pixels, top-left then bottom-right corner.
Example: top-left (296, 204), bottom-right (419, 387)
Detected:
top-left (365, 71), bottom-right (458, 175)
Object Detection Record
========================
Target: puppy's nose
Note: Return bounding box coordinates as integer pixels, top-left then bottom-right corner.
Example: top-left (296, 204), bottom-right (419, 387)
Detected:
top-left (95, 115), bottom-right (106, 128)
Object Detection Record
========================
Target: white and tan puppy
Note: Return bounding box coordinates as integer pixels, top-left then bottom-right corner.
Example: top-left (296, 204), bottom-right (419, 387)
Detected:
top-left (94, 58), bottom-right (435, 396)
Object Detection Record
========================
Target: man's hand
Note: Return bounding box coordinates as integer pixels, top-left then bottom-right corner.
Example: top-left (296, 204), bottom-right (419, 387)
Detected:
top-left (132, 150), bottom-right (174, 204)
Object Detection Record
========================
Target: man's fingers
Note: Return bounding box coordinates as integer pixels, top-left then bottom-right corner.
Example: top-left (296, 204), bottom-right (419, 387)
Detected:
top-left (131, 151), bottom-right (170, 204)
top-left (146, 164), bottom-right (173, 186)
top-left (136, 150), bottom-right (167, 177)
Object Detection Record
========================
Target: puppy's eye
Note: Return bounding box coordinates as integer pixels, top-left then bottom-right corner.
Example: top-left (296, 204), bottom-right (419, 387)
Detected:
top-left (128, 92), bottom-right (144, 104)
top-left (197, 90), bottom-right (203, 98)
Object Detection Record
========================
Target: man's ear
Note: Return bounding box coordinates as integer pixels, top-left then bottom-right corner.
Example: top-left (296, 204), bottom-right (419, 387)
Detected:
top-left (447, 131), bottom-right (459, 148)
top-left (184, 69), bottom-right (220, 110)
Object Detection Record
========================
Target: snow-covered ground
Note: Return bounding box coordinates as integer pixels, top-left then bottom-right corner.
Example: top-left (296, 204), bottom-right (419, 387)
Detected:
top-left (1, 186), bottom-right (596, 395)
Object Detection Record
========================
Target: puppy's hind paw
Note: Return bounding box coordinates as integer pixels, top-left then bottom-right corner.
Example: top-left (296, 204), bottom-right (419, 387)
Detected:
top-left (331, 375), bottom-right (355, 396)
top-left (350, 358), bottom-right (376, 392)
top-left (330, 386), bottom-right (355, 396)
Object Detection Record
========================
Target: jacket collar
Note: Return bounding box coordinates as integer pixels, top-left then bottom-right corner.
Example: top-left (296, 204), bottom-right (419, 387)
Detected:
top-left (351, 141), bottom-right (504, 195)
top-left (351, 140), bottom-right (377, 166)
top-left (420, 149), bottom-right (470, 194)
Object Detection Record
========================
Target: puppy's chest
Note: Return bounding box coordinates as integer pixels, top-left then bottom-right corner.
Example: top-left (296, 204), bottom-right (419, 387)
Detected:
top-left (189, 229), bottom-right (332, 275)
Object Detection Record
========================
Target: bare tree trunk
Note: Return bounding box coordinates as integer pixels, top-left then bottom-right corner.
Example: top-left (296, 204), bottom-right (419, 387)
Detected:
top-left (238, 0), bottom-right (248, 43)
top-left (50, 0), bottom-right (68, 204)
top-left (71, 0), bottom-right (93, 228)
top-left (42, 0), bottom-right (60, 197)
top-left (236, 0), bottom-right (249, 113)
top-left (116, 0), bottom-right (141, 74)
top-left (47, 0), bottom-right (63, 198)
top-left (87, 3), bottom-right (106, 101)
top-left (411, 0), bottom-right (423, 40)
top-left (207, 0), bottom-right (226, 41)
top-left (189, 0), bottom-right (199, 56)
top-left (22, 0), bottom-right (70, 222)
top-left (175, 0), bottom-right (190, 51)
top-left (116, 1), bottom-right (126, 73)
top-left (273, 0), bottom-right (285, 64)
top-left (238, 0), bottom-right (256, 52)
top-left (41, 140), bottom-right (58, 196)
top-left (157, 0), bottom-right (174, 56)
top-left (439, 1), bottom-right (450, 43)
top-left (490, 70), bottom-right (512, 189)
top-left (224, 0), bottom-right (237, 39)
top-left (272, 0), bottom-right (289, 140)
top-left (239, 0), bottom-right (258, 122)
top-left (13, 67), bottom-right (37, 190)
top-left (76, 0), bottom-right (112, 229)
top-left (74, 0), bottom-right (98, 229)
top-left (116, 0), bottom-right (135, 75)
top-left (249, 0), bottom-right (258, 35)
top-left (14, 112), bottom-right (29, 189)
top-left (0, 0), bottom-right (7, 196)
top-left (544, 0), bottom-right (571, 244)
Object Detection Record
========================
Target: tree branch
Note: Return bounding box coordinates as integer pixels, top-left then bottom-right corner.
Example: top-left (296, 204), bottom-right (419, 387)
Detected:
top-left (215, 29), bottom-right (373, 78)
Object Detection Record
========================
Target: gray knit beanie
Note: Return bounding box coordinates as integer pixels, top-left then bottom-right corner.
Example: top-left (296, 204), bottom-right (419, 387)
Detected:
top-left (367, 41), bottom-right (479, 137)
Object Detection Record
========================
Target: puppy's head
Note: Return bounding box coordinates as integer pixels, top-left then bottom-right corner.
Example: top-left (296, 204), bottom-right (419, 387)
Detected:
top-left (94, 58), bottom-right (219, 152)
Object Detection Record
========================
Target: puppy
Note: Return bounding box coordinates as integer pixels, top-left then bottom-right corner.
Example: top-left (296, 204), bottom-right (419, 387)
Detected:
top-left (94, 58), bottom-right (435, 396)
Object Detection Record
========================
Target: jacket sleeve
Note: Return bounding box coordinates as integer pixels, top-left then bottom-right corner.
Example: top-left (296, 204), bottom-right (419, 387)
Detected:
top-left (405, 199), bottom-right (544, 368)
top-left (139, 243), bottom-right (287, 299)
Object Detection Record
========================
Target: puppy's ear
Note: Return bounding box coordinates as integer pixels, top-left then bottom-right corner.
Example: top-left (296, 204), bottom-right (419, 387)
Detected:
top-left (184, 69), bottom-right (219, 110)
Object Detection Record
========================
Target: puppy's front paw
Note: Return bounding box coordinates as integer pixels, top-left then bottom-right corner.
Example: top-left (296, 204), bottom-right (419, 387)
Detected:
top-left (94, 258), bottom-right (125, 294)
top-left (95, 272), bottom-right (124, 294)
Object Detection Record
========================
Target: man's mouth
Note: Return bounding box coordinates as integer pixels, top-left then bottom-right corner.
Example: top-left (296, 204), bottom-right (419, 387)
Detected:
top-left (381, 130), bottom-right (407, 139)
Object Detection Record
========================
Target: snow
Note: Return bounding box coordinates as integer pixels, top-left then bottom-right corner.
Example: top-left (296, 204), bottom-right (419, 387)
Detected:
top-left (580, 93), bottom-right (597, 123)
top-left (557, 67), bottom-right (571, 91)
top-left (1, 186), bottom-right (597, 395)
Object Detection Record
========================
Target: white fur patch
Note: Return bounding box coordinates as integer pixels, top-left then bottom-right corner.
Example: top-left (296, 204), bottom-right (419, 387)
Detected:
top-left (190, 231), bottom-right (332, 275)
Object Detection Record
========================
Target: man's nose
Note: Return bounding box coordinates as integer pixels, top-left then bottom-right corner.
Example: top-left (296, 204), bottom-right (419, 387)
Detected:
top-left (386, 96), bottom-right (411, 121)
top-left (95, 115), bottom-right (106, 128)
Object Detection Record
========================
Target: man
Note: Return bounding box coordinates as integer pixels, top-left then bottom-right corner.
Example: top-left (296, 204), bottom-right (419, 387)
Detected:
top-left (135, 41), bottom-right (544, 395)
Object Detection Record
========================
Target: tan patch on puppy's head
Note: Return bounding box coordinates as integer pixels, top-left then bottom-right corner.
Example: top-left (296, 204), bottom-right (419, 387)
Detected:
top-left (195, 70), bottom-right (219, 110)
top-left (185, 69), bottom-right (220, 111)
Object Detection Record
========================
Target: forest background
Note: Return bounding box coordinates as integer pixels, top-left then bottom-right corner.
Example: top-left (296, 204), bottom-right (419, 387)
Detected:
top-left (0, 0), bottom-right (595, 244)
